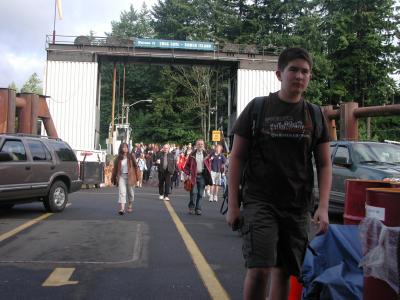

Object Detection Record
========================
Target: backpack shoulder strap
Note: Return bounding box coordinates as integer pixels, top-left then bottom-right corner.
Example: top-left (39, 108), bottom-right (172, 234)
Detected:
top-left (307, 102), bottom-right (323, 152)
top-left (251, 96), bottom-right (268, 137)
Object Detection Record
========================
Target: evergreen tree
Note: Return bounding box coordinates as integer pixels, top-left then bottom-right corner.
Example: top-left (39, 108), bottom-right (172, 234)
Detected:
top-left (152, 0), bottom-right (196, 40)
top-left (97, 0), bottom-right (400, 143)
top-left (8, 82), bottom-right (19, 92)
top-left (320, 0), bottom-right (399, 106)
top-left (21, 73), bottom-right (42, 94)
top-left (111, 4), bottom-right (154, 38)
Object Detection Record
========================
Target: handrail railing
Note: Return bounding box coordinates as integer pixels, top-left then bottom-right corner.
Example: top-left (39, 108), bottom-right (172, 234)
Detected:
top-left (46, 34), bottom-right (283, 57)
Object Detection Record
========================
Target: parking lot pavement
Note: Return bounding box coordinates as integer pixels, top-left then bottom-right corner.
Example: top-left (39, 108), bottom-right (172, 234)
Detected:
top-left (0, 184), bottom-right (244, 300)
top-left (0, 183), bottom-right (344, 299)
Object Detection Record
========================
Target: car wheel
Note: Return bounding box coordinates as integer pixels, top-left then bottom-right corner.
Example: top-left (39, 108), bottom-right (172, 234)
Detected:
top-left (0, 203), bottom-right (14, 210)
top-left (44, 181), bottom-right (68, 212)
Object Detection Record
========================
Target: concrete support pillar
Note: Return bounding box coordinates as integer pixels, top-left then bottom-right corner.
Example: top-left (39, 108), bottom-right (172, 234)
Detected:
top-left (340, 102), bottom-right (359, 140)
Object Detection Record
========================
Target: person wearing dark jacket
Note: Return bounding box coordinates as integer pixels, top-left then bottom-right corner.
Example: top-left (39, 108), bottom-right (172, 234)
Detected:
top-left (155, 144), bottom-right (175, 201)
top-left (184, 139), bottom-right (212, 215)
top-left (144, 152), bottom-right (153, 182)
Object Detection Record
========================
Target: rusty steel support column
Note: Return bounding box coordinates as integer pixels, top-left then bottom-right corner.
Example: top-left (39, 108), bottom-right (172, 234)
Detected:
top-left (38, 95), bottom-right (58, 138)
top-left (31, 94), bottom-right (39, 134)
top-left (331, 119), bottom-right (338, 140)
top-left (0, 88), bottom-right (8, 133)
top-left (340, 102), bottom-right (359, 140)
top-left (109, 62), bottom-right (117, 155)
top-left (322, 105), bottom-right (338, 141)
top-left (15, 96), bottom-right (26, 108)
top-left (0, 88), bottom-right (17, 134)
top-left (18, 93), bottom-right (34, 134)
top-left (7, 89), bottom-right (16, 133)
top-left (354, 104), bottom-right (400, 118)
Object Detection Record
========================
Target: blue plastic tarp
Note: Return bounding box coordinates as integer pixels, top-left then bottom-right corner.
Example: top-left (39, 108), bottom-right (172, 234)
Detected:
top-left (301, 225), bottom-right (363, 300)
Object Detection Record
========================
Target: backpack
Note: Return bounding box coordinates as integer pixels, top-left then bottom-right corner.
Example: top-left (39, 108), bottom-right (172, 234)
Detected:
top-left (220, 95), bottom-right (324, 215)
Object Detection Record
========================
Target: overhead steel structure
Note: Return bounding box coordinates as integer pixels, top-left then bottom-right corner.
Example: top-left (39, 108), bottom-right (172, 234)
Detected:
top-left (44, 35), bottom-right (281, 150)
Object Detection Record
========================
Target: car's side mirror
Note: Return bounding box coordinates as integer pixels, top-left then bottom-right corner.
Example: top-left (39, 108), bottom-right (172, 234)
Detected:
top-left (0, 152), bottom-right (14, 162)
top-left (333, 156), bottom-right (351, 167)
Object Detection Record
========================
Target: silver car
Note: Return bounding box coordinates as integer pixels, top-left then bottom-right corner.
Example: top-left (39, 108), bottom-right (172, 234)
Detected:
top-left (314, 141), bottom-right (400, 213)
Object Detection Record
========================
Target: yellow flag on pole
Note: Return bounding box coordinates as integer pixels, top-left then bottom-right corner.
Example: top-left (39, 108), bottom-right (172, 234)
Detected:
top-left (56, 0), bottom-right (63, 20)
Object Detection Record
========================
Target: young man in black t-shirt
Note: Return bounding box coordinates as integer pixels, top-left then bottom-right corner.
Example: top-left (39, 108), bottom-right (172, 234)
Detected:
top-left (227, 48), bottom-right (332, 300)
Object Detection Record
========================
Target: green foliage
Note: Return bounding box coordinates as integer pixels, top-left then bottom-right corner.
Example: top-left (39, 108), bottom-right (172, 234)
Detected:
top-left (8, 82), bottom-right (19, 92)
top-left (152, 0), bottom-right (196, 40)
top-left (321, 0), bottom-right (399, 106)
top-left (97, 0), bottom-right (400, 145)
top-left (371, 116), bottom-right (400, 141)
top-left (111, 4), bottom-right (154, 38)
top-left (21, 73), bottom-right (42, 94)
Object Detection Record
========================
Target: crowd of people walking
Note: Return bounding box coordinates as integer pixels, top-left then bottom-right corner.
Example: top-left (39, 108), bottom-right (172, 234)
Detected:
top-left (107, 48), bottom-right (332, 300)
top-left (109, 140), bottom-right (227, 216)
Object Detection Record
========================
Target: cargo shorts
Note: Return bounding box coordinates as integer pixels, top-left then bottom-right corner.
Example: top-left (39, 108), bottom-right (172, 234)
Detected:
top-left (240, 196), bottom-right (311, 277)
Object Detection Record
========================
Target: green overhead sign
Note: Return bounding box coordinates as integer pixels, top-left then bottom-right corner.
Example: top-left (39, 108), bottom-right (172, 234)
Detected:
top-left (134, 38), bottom-right (215, 51)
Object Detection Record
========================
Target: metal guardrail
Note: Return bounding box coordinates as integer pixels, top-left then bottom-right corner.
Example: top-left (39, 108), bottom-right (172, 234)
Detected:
top-left (46, 34), bottom-right (283, 57)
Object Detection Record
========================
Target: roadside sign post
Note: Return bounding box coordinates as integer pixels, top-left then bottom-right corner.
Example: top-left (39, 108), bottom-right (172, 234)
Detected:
top-left (212, 130), bottom-right (221, 142)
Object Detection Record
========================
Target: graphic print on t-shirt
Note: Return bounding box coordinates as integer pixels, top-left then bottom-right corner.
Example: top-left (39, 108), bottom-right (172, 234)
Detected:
top-left (262, 115), bottom-right (312, 141)
top-left (264, 116), bottom-right (305, 139)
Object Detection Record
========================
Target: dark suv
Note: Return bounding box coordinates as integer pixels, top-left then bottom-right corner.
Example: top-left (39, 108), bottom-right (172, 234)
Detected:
top-left (0, 134), bottom-right (82, 212)
top-left (314, 140), bottom-right (400, 213)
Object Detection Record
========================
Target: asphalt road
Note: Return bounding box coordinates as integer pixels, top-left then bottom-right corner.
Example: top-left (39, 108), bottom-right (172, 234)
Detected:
top-left (0, 183), bottom-right (344, 300)
top-left (0, 184), bottom-right (244, 300)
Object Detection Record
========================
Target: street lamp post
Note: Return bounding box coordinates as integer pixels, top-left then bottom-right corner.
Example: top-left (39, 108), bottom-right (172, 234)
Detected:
top-left (123, 99), bottom-right (152, 124)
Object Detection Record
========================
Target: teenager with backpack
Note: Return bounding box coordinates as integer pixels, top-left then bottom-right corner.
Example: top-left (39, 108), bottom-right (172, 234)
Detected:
top-left (226, 48), bottom-right (332, 300)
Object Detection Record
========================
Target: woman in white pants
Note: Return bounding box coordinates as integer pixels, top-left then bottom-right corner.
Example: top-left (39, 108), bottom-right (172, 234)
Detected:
top-left (111, 143), bottom-right (140, 215)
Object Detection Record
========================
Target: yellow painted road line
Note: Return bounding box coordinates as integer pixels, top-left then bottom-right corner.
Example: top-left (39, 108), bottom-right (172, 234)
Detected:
top-left (0, 213), bottom-right (53, 243)
top-left (164, 201), bottom-right (230, 300)
top-left (42, 268), bottom-right (78, 287)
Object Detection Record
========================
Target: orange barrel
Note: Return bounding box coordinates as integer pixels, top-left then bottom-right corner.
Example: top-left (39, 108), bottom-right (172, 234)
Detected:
top-left (363, 188), bottom-right (400, 300)
top-left (343, 180), bottom-right (391, 225)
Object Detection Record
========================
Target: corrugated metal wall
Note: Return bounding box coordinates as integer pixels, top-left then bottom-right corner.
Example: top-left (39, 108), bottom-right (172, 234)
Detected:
top-left (44, 61), bottom-right (99, 150)
top-left (237, 69), bottom-right (281, 116)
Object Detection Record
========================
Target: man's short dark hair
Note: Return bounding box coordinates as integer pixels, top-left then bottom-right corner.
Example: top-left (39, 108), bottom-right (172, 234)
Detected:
top-left (278, 48), bottom-right (313, 71)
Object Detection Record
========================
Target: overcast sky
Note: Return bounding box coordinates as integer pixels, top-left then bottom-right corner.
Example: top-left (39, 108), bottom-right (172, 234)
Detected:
top-left (0, 0), bottom-right (157, 88)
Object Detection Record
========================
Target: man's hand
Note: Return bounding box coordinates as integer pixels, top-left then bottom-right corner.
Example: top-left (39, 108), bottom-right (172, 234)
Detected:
top-left (226, 205), bottom-right (241, 230)
top-left (312, 206), bottom-right (329, 235)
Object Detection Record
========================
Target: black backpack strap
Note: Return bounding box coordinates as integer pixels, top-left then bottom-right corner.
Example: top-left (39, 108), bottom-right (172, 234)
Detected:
top-left (221, 96), bottom-right (267, 216)
top-left (307, 102), bottom-right (323, 152)
top-left (250, 96), bottom-right (268, 165)
top-left (251, 96), bottom-right (267, 137)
